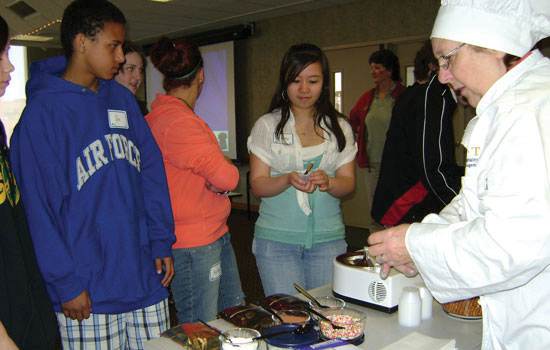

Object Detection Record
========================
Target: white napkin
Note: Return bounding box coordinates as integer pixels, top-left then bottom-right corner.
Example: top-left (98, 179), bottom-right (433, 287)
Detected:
top-left (296, 190), bottom-right (312, 216)
top-left (380, 332), bottom-right (456, 350)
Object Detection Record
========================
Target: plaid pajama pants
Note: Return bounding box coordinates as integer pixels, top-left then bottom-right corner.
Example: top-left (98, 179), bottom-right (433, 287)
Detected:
top-left (56, 298), bottom-right (169, 350)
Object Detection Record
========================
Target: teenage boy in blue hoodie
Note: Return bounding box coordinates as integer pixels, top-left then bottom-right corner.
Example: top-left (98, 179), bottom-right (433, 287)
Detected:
top-left (10, 0), bottom-right (176, 348)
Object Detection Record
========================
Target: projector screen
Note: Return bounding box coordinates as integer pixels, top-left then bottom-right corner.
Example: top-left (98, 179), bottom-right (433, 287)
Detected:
top-left (146, 41), bottom-right (237, 159)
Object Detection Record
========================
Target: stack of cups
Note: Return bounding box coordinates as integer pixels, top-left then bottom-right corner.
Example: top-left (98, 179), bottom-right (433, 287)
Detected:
top-left (398, 283), bottom-right (433, 327)
top-left (398, 287), bottom-right (422, 327)
top-left (416, 282), bottom-right (433, 320)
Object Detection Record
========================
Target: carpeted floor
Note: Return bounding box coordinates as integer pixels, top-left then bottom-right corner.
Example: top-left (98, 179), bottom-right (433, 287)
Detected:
top-left (227, 209), bottom-right (264, 301)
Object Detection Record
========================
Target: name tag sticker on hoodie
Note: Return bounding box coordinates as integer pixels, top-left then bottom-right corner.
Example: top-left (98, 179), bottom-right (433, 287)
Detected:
top-left (108, 109), bottom-right (129, 129)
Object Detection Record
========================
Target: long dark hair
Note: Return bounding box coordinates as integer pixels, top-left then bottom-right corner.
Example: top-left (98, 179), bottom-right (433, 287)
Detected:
top-left (270, 43), bottom-right (347, 151)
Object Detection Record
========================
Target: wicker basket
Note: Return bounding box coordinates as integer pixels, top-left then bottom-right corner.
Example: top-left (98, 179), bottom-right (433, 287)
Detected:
top-left (443, 297), bottom-right (482, 319)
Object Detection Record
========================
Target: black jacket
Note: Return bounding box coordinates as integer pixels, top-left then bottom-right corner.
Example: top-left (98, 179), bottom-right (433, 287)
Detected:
top-left (371, 74), bottom-right (464, 225)
top-left (0, 142), bottom-right (58, 349)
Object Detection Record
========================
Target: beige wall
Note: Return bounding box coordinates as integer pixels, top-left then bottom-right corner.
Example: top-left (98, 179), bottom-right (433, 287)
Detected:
top-left (234, 0), bottom-right (440, 161)
top-left (27, 46), bottom-right (63, 65)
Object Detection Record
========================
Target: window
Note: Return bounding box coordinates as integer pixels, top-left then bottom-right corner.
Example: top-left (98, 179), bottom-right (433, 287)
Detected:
top-left (334, 71), bottom-right (342, 113)
top-left (0, 45), bottom-right (27, 146)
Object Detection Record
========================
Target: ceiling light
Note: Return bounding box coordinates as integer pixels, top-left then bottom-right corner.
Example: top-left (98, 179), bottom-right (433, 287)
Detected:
top-left (149, 0), bottom-right (174, 2)
top-left (12, 35), bottom-right (53, 42)
top-left (12, 19), bottom-right (61, 39)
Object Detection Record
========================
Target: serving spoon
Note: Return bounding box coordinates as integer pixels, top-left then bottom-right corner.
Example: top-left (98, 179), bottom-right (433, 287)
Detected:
top-left (362, 247), bottom-right (376, 267)
top-left (293, 283), bottom-right (328, 308)
top-left (257, 300), bottom-right (285, 323)
top-left (304, 306), bottom-right (345, 330)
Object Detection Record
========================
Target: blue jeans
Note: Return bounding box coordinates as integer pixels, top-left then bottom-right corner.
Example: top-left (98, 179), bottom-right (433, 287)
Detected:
top-left (252, 237), bottom-right (346, 296)
top-left (171, 232), bottom-right (245, 323)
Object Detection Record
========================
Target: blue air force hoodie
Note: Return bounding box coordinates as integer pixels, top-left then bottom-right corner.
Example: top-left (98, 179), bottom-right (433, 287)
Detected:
top-left (10, 56), bottom-right (176, 313)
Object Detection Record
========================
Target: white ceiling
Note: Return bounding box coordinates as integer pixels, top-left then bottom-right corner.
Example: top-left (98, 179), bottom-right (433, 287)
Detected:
top-left (2, 0), bottom-right (361, 47)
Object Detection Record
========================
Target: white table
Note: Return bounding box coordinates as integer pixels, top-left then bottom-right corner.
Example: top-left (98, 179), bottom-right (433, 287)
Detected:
top-left (145, 284), bottom-right (482, 350)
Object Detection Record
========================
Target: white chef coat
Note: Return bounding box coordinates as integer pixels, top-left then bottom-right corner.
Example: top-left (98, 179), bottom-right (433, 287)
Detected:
top-left (406, 50), bottom-right (550, 350)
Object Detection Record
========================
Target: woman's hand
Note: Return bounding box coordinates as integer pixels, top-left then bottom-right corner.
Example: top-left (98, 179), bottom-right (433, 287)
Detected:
top-left (289, 172), bottom-right (317, 193)
top-left (368, 224), bottom-right (412, 265)
top-left (368, 224), bottom-right (415, 279)
top-left (317, 161), bottom-right (355, 198)
top-left (309, 170), bottom-right (330, 191)
top-left (250, 153), bottom-right (293, 198)
top-left (368, 224), bottom-right (418, 279)
top-left (205, 181), bottom-right (221, 193)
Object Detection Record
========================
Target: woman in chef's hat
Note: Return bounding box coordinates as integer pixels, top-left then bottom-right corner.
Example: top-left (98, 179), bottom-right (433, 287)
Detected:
top-left (369, 1), bottom-right (550, 348)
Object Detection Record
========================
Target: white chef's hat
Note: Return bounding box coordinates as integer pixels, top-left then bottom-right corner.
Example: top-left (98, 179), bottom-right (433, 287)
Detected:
top-left (431, 0), bottom-right (550, 57)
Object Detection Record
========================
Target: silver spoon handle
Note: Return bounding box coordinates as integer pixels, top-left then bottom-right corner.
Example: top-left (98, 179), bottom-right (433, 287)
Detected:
top-left (293, 283), bottom-right (323, 308)
top-left (305, 306), bottom-right (345, 329)
top-left (257, 301), bottom-right (284, 323)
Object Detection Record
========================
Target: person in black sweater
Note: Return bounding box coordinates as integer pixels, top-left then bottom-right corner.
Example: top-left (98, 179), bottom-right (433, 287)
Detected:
top-left (0, 15), bottom-right (58, 349)
top-left (371, 40), bottom-right (464, 226)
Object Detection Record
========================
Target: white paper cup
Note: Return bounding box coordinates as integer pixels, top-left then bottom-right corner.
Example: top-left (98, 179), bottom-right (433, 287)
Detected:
top-left (398, 286), bottom-right (421, 327)
top-left (299, 170), bottom-right (311, 182)
top-left (415, 282), bottom-right (433, 320)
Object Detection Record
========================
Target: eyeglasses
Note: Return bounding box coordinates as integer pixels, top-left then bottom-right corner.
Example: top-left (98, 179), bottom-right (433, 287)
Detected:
top-left (437, 43), bottom-right (466, 70)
